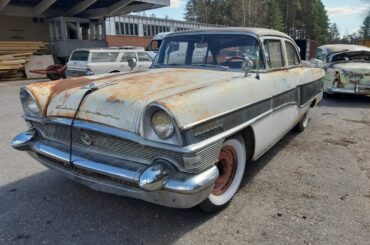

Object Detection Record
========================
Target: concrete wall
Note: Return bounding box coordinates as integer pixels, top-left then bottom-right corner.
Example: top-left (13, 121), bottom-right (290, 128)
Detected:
top-left (0, 16), bottom-right (50, 41)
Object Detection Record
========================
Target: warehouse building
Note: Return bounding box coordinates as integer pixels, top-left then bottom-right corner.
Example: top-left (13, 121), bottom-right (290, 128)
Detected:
top-left (105, 15), bottom-right (220, 47)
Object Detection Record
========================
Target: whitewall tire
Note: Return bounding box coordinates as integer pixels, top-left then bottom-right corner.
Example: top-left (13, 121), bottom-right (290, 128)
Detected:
top-left (199, 136), bottom-right (247, 213)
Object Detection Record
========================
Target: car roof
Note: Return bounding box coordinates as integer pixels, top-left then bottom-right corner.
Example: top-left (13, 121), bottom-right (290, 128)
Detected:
top-left (74, 47), bottom-right (145, 52)
top-left (318, 44), bottom-right (370, 53)
top-left (167, 27), bottom-right (293, 40)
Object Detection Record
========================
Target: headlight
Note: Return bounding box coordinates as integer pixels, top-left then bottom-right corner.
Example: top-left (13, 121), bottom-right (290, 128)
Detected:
top-left (151, 111), bottom-right (175, 139)
top-left (20, 88), bottom-right (41, 117)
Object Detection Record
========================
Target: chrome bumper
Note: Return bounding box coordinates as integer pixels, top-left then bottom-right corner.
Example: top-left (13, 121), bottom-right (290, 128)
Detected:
top-left (326, 84), bottom-right (370, 95)
top-left (12, 130), bottom-right (219, 208)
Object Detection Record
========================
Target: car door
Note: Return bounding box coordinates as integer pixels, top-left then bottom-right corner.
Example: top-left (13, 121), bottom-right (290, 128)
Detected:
top-left (136, 52), bottom-right (153, 71)
top-left (120, 51), bottom-right (138, 72)
top-left (253, 38), bottom-right (299, 156)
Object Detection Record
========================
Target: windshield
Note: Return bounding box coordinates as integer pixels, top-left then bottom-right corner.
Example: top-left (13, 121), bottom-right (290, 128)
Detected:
top-left (153, 34), bottom-right (265, 71)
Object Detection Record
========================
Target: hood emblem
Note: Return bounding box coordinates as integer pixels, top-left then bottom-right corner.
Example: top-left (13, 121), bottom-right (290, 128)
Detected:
top-left (80, 131), bottom-right (93, 146)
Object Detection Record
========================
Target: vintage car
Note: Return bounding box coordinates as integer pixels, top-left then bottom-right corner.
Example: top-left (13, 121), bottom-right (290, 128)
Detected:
top-left (311, 44), bottom-right (370, 96)
top-left (12, 28), bottom-right (324, 212)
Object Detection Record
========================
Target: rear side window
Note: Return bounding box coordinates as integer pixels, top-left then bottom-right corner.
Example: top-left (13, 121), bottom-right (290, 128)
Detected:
top-left (285, 41), bottom-right (300, 66)
top-left (90, 52), bottom-right (118, 63)
top-left (137, 52), bottom-right (153, 62)
top-left (121, 52), bottom-right (137, 62)
top-left (264, 40), bottom-right (284, 68)
top-left (70, 51), bottom-right (89, 61)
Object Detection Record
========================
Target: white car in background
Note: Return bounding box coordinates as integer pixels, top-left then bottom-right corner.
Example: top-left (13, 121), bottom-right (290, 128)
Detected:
top-left (65, 47), bottom-right (153, 78)
top-left (145, 32), bottom-right (172, 59)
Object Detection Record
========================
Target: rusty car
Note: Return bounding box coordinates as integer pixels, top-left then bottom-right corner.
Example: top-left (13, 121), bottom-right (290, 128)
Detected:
top-left (12, 28), bottom-right (324, 212)
top-left (311, 44), bottom-right (370, 96)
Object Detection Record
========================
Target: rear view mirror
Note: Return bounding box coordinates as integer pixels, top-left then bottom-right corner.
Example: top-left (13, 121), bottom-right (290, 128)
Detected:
top-left (128, 58), bottom-right (137, 70)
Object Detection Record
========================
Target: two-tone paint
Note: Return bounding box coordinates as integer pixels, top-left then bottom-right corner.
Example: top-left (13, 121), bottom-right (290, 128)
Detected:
top-left (12, 28), bottom-right (325, 208)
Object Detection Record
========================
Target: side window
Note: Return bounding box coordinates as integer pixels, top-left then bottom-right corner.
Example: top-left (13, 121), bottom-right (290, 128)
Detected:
top-left (285, 41), bottom-right (300, 66)
top-left (121, 52), bottom-right (137, 62)
top-left (164, 41), bottom-right (188, 65)
top-left (264, 40), bottom-right (284, 68)
top-left (137, 52), bottom-right (153, 62)
top-left (90, 52), bottom-right (118, 63)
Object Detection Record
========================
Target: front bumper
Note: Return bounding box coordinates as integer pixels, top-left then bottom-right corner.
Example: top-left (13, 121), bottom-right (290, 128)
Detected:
top-left (12, 130), bottom-right (219, 208)
top-left (326, 84), bottom-right (370, 95)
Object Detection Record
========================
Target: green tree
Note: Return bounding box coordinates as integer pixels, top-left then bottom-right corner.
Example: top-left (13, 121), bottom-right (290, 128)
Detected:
top-left (268, 0), bottom-right (285, 32)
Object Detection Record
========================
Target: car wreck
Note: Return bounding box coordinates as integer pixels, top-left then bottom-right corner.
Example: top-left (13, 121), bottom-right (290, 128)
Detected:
top-left (311, 44), bottom-right (370, 96)
top-left (12, 28), bottom-right (324, 212)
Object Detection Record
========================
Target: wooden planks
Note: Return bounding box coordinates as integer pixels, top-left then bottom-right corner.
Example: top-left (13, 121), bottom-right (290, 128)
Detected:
top-left (0, 41), bottom-right (48, 81)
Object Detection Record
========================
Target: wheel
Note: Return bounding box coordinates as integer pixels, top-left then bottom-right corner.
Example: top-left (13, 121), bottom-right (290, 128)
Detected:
top-left (199, 136), bottom-right (246, 213)
top-left (295, 110), bottom-right (310, 132)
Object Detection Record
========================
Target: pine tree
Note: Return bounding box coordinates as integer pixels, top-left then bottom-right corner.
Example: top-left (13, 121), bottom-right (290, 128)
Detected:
top-left (268, 0), bottom-right (285, 32)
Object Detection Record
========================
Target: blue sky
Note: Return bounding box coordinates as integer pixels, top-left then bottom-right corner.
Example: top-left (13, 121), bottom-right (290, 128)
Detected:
top-left (136, 0), bottom-right (369, 36)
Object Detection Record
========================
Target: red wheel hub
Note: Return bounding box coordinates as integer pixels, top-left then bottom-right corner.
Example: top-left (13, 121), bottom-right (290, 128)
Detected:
top-left (212, 146), bottom-right (237, 196)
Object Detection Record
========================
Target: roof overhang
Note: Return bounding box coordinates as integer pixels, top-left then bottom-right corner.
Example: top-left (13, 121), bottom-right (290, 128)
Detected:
top-left (0, 0), bottom-right (169, 19)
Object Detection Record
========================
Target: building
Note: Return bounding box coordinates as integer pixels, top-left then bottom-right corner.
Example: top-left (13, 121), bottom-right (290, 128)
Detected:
top-left (0, 0), bottom-right (170, 42)
top-left (105, 15), bottom-right (220, 47)
top-left (0, 0), bottom-right (170, 61)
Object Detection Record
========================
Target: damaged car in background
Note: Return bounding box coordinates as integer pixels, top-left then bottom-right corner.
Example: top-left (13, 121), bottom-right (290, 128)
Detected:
top-left (12, 28), bottom-right (324, 213)
top-left (310, 44), bottom-right (370, 96)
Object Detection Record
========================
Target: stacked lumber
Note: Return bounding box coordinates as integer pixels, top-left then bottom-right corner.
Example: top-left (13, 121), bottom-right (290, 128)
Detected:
top-left (0, 41), bottom-right (48, 81)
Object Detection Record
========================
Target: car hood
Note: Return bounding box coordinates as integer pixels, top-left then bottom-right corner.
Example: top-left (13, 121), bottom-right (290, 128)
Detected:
top-left (29, 69), bottom-right (239, 133)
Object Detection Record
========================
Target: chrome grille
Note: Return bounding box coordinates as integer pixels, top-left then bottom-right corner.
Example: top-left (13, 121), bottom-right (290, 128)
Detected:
top-left (34, 122), bottom-right (184, 165)
top-left (33, 122), bottom-right (222, 173)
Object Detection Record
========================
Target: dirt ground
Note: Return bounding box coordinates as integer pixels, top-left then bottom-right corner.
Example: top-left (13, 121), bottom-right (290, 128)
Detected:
top-left (0, 80), bottom-right (369, 244)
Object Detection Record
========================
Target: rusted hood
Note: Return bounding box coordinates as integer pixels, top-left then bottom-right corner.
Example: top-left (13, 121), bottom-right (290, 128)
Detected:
top-left (43, 69), bottom-right (239, 133)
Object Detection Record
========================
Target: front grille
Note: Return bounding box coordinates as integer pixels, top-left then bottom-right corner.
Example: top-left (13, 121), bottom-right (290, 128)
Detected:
top-left (34, 122), bottom-right (184, 165)
top-left (33, 122), bottom-right (222, 173)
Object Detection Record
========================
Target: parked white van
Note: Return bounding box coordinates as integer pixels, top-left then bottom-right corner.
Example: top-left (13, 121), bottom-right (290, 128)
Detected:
top-left (65, 47), bottom-right (153, 77)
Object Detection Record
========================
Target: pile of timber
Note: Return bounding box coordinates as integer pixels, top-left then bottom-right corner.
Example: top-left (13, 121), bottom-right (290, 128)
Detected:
top-left (0, 41), bottom-right (48, 81)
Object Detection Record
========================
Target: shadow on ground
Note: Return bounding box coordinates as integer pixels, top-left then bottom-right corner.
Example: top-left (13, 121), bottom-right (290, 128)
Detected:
top-left (0, 131), bottom-right (299, 245)
top-left (320, 94), bottom-right (370, 109)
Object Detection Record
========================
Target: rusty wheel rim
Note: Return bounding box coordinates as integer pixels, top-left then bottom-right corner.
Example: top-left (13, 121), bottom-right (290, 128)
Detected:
top-left (212, 146), bottom-right (238, 196)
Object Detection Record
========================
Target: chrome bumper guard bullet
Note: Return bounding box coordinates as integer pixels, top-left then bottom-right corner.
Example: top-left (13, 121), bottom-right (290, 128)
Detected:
top-left (12, 130), bottom-right (219, 208)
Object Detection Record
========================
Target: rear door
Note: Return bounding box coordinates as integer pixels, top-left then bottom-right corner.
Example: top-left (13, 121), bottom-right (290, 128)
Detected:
top-left (136, 52), bottom-right (153, 71)
top-left (121, 51), bottom-right (138, 72)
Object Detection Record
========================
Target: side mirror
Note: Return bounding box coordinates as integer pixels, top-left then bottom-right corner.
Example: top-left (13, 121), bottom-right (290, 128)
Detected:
top-left (241, 58), bottom-right (254, 77)
top-left (128, 58), bottom-right (137, 71)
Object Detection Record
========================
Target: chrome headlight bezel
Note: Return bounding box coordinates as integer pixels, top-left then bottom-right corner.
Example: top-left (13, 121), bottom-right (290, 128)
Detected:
top-left (151, 111), bottom-right (175, 139)
top-left (20, 87), bottom-right (42, 118)
top-left (142, 104), bottom-right (183, 146)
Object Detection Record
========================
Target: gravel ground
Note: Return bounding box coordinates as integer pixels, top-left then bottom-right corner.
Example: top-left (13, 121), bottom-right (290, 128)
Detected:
top-left (0, 80), bottom-right (369, 245)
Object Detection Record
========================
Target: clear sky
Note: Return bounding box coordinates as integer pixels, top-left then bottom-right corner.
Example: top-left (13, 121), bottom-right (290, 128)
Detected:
top-left (135, 0), bottom-right (369, 36)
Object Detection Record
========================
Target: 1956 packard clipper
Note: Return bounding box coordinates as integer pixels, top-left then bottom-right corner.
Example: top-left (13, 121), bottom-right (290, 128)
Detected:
top-left (311, 44), bottom-right (370, 96)
top-left (12, 28), bottom-right (324, 212)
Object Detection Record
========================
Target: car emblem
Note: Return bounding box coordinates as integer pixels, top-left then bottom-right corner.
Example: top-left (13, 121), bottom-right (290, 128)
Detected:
top-left (80, 131), bottom-right (93, 146)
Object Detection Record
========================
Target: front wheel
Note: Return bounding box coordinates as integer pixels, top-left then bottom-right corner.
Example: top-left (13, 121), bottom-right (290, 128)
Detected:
top-left (295, 110), bottom-right (310, 132)
top-left (199, 136), bottom-right (246, 213)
